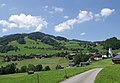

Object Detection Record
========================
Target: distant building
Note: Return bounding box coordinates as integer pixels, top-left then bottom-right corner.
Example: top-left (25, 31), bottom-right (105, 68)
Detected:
top-left (68, 62), bottom-right (75, 67)
top-left (27, 70), bottom-right (34, 74)
top-left (89, 53), bottom-right (103, 61)
top-left (94, 57), bottom-right (102, 61)
top-left (80, 62), bottom-right (90, 67)
top-left (112, 54), bottom-right (120, 64)
top-left (102, 54), bottom-right (107, 58)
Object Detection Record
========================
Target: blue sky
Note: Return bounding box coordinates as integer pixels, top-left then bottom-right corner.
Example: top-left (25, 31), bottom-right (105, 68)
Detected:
top-left (0, 0), bottom-right (120, 41)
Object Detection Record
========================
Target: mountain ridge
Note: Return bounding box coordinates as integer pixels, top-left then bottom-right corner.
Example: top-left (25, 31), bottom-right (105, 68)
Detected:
top-left (0, 32), bottom-right (120, 54)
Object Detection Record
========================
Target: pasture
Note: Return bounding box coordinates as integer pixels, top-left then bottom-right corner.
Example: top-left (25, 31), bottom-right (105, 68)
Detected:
top-left (0, 59), bottom-right (114, 83)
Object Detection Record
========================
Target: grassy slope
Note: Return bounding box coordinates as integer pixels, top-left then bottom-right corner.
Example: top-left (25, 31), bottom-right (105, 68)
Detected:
top-left (0, 37), bottom-right (119, 55)
top-left (65, 41), bottom-right (80, 49)
top-left (89, 59), bottom-right (112, 68)
top-left (95, 64), bottom-right (120, 83)
top-left (64, 41), bottom-right (90, 53)
top-left (1, 37), bottom-right (100, 55)
top-left (0, 57), bottom-right (69, 69)
top-left (0, 37), bottom-right (66, 55)
top-left (0, 59), bottom-right (113, 83)
top-left (93, 59), bottom-right (120, 83)
top-left (113, 50), bottom-right (120, 54)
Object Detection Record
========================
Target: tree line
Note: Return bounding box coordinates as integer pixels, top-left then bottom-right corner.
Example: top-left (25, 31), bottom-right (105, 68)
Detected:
top-left (0, 45), bottom-right (19, 53)
top-left (103, 37), bottom-right (120, 50)
top-left (0, 63), bottom-right (51, 75)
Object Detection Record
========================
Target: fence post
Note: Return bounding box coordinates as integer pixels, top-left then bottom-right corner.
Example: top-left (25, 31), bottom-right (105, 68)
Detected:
top-left (64, 68), bottom-right (68, 78)
top-left (37, 74), bottom-right (40, 83)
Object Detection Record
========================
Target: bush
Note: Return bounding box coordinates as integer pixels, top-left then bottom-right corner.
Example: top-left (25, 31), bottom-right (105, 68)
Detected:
top-left (35, 64), bottom-right (43, 71)
top-left (28, 64), bottom-right (35, 71)
top-left (5, 63), bottom-right (16, 74)
top-left (44, 66), bottom-right (51, 71)
top-left (0, 66), bottom-right (5, 74)
top-left (56, 65), bottom-right (64, 70)
top-left (16, 68), bottom-right (20, 73)
top-left (21, 66), bottom-right (27, 73)
top-left (0, 63), bottom-right (16, 75)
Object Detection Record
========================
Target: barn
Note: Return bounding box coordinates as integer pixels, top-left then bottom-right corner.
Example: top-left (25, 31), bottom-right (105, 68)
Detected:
top-left (112, 54), bottom-right (120, 64)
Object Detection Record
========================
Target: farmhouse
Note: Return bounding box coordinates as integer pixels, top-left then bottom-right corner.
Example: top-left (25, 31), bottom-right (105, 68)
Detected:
top-left (70, 51), bottom-right (77, 56)
top-left (27, 70), bottom-right (34, 74)
top-left (68, 62), bottom-right (75, 67)
top-left (112, 54), bottom-right (120, 64)
top-left (80, 62), bottom-right (90, 67)
top-left (89, 53), bottom-right (103, 61)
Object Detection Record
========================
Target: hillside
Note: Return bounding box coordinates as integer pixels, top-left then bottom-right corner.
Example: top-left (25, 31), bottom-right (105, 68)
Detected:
top-left (0, 32), bottom-right (120, 56)
top-left (0, 32), bottom-right (120, 83)
top-left (0, 32), bottom-right (95, 55)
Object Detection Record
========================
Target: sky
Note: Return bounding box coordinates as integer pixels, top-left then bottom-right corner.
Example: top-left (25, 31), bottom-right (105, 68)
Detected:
top-left (0, 0), bottom-right (120, 41)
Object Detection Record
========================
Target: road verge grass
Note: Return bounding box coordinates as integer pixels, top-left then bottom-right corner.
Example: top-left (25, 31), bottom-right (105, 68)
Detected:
top-left (95, 64), bottom-right (120, 83)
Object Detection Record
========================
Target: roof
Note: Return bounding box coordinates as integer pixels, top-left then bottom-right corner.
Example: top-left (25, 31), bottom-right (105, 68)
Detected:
top-left (114, 54), bottom-right (120, 58)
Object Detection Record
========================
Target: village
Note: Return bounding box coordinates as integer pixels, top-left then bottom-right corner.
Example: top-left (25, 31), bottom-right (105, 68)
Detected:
top-left (0, 0), bottom-right (120, 83)
top-left (1, 47), bottom-right (118, 69)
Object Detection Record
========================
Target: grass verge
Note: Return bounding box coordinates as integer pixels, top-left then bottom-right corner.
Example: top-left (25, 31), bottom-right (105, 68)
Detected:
top-left (95, 64), bottom-right (120, 83)
top-left (0, 67), bottom-right (92, 83)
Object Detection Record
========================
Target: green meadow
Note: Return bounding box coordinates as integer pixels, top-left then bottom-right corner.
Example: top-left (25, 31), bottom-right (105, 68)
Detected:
top-left (0, 66), bottom-right (93, 83)
top-left (95, 64), bottom-right (120, 83)
top-left (0, 59), bottom-right (115, 83)
top-left (0, 57), bottom-right (69, 69)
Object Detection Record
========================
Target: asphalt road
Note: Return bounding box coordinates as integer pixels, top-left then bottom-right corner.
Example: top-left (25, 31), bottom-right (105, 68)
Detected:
top-left (60, 68), bottom-right (102, 83)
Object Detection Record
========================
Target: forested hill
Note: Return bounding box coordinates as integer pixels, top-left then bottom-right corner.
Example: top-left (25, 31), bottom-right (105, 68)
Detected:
top-left (103, 37), bottom-right (120, 50)
top-left (0, 32), bottom-right (92, 46)
top-left (95, 37), bottom-right (120, 50)
top-left (0, 32), bottom-right (67, 46)
top-left (0, 32), bottom-right (120, 54)
top-left (0, 32), bottom-right (90, 53)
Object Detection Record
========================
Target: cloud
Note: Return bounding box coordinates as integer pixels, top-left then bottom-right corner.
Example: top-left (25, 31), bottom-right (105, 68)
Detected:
top-left (45, 6), bottom-right (64, 14)
top-left (80, 32), bottom-right (86, 36)
top-left (9, 14), bottom-right (48, 31)
top-left (94, 14), bottom-right (101, 21)
top-left (44, 5), bottom-right (48, 11)
top-left (0, 14), bottom-right (48, 32)
top-left (55, 8), bottom-right (115, 32)
top-left (0, 4), bottom-right (6, 8)
top-left (2, 28), bottom-right (8, 32)
top-left (48, 11), bottom-right (54, 14)
top-left (101, 8), bottom-right (115, 17)
top-left (0, 20), bottom-right (18, 28)
top-left (45, 5), bottom-right (48, 9)
top-left (55, 19), bottom-right (77, 32)
top-left (9, 8), bottom-right (16, 11)
top-left (95, 8), bottom-right (115, 21)
top-left (55, 10), bottom-right (94, 32)
top-left (54, 7), bottom-right (64, 13)
top-left (64, 16), bottom-right (69, 19)
top-left (77, 10), bottom-right (93, 23)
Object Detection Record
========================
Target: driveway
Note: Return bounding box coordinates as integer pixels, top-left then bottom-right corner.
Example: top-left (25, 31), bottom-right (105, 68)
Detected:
top-left (60, 68), bottom-right (102, 83)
